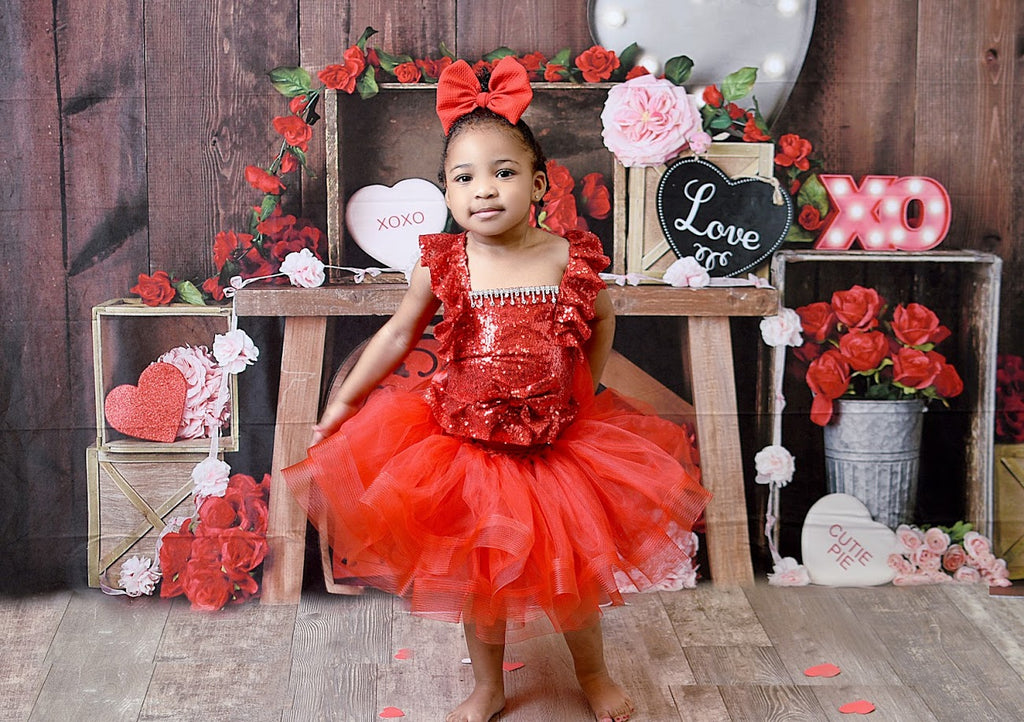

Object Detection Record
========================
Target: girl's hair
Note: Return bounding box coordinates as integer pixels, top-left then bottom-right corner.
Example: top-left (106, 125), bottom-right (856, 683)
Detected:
top-left (437, 107), bottom-right (548, 189)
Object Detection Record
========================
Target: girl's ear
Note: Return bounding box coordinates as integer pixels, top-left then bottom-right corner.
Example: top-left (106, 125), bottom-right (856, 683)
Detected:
top-left (532, 170), bottom-right (548, 202)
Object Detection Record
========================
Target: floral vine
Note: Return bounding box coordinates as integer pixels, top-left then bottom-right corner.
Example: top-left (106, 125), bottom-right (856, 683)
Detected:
top-left (129, 25), bottom-right (831, 306)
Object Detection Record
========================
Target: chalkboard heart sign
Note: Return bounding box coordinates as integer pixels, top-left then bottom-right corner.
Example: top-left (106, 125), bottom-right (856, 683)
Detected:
top-left (656, 156), bottom-right (793, 277)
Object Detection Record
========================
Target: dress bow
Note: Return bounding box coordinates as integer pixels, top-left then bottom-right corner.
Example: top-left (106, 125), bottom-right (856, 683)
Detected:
top-left (435, 56), bottom-right (533, 135)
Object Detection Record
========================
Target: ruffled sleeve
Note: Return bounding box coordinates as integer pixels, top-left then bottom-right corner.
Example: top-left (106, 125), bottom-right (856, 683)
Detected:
top-left (554, 230), bottom-right (609, 350)
top-left (418, 232), bottom-right (467, 356)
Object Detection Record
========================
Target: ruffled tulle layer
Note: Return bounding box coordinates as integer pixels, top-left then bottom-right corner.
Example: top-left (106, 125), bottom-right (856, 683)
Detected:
top-left (283, 387), bottom-right (710, 643)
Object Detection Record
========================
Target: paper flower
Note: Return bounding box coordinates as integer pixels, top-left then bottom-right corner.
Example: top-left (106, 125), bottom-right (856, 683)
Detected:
top-left (157, 345), bottom-right (230, 439)
top-left (759, 307), bottom-right (803, 348)
top-left (213, 329), bottom-right (259, 374)
top-left (768, 557), bottom-right (810, 586)
top-left (280, 248), bottom-right (326, 288)
top-left (754, 445), bottom-right (795, 487)
top-left (191, 456), bottom-right (231, 500)
top-left (662, 256), bottom-right (710, 288)
top-left (600, 74), bottom-right (704, 167)
top-left (117, 555), bottom-right (162, 597)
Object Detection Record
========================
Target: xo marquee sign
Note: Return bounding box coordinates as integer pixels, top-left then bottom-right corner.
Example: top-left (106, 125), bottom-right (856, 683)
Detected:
top-left (656, 156), bottom-right (793, 277)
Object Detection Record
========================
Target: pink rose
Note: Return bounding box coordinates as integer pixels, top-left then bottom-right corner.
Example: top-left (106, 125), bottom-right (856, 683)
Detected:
top-left (924, 527), bottom-right (950, 554)
top-left (887, 553), bottom-right (915, 575)
top-left (895, 524), bottom-right (925, 554)
top-left (662, 256), bottom-right (710, 288)
top-left (894, 572), bottom-right (934, 586)
top-left (911, 547), bottom-right (941, 572)
top-left (942, 544), bottom-right (967, 572)
top-left (753, 445), bottom-right (796, 487)
top-left (279, 248), bottom-right (325, 288)
top-left (953, 565), bottom-right (982, 584)
top-left (982, 559), bottom-right (1012, 587)
top-left (601, 74), bottom-right (703, 167)
top-left (962, 531), bottom-right (992, 562)
top-left (213, 329), bottom-right (259, 374)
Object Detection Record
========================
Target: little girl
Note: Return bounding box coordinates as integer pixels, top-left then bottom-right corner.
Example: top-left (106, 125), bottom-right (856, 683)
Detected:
top-left (285, 56), bottom-right (711, 722)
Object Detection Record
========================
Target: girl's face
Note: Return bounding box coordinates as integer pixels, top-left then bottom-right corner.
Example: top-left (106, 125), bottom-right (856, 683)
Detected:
top-left (442, 125), bottom-right (546, 242)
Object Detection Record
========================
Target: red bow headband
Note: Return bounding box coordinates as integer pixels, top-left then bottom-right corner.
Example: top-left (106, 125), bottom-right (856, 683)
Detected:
top-left (435, 56), bottom-right (533, 135)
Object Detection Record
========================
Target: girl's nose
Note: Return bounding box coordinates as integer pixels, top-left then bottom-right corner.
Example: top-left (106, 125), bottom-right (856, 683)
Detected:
top-left (474, 180), bottom-right (497, 198)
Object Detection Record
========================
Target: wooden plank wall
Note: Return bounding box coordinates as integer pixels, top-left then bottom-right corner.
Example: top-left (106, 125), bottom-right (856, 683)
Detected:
top-left (1, 0), bottom-right (1021, 589)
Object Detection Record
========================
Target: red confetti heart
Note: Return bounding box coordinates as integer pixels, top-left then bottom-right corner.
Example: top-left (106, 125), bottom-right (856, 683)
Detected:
top-left (839, 700), bottom-right (875, 715)
top-left (502, 661), bottom-right (525, 671)
top-left (804, 663), bottom-right (842, 678)
top-left (379, 707), bottom-right (405, 718)
top-left (104, 363), bottom-right (187, 442)
top-left (393, 648), bottom-right (412, 660)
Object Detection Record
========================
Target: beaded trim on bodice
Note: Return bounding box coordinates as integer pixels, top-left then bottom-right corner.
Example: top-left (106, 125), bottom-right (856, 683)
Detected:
top-left (467, 285), bottom-right (560, 308)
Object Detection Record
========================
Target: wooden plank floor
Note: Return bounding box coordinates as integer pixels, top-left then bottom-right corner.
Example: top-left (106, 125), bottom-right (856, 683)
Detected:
top-left (5, 581), bottom-right (1024, 721)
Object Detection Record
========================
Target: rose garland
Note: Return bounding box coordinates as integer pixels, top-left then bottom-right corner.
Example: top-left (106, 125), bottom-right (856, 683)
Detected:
top-left (128, 26), bottom-right (832, 307)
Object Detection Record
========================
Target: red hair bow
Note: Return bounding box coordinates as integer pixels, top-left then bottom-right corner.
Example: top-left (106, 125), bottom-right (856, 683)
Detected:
top-left (435, 56), bottom-right (533, 135)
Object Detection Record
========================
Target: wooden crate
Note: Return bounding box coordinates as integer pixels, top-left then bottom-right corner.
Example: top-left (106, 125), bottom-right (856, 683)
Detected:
top-left (92, 298), bottom-right (239, 453)
top-left (768, 250), bottom-right (1002, 537)
top-left (994, 444), bottom-right (1024, 578)
top-left (611, 142), bottom-right (775, 276)
top-left (323, 83), bottom-right (620, 282)
top-left (86, 444), bottom-right (213, 587)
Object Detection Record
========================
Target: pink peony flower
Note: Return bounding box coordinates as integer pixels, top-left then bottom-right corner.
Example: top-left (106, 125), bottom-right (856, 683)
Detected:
top-left (117, 555), bottom-right (162, 597)
top-left (760, 307), bottom-right (804, 348)
top-left (157, 345), bottom-right (229, 439)
top-left (924, 527), bottom-right (950, 554)
top-left (213, 329), bottom-right (260, 374)
top-left (753, 445), bottom-right (795, 487)
top-left (191, 457), bottom-right (231, 501)
top-left (600, 74), bottom-right (704, 167)
top-left (279, 248), bottom-right (325, 288)
top-left (768, 557), bottom-right (810, 586)
top-left (662, 256), bottom-right (710, 288)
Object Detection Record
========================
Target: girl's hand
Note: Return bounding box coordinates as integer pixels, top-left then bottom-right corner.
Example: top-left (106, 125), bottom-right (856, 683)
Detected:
top-left (310, 400), bottom-right (361, 446)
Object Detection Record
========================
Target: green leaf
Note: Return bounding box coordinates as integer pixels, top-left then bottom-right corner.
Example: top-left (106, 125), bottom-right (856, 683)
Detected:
top-left (612, 42), bottom-right (641, 80)
top-left (439, 41), bottom-right (456, 60)
top-left (482, 47), bottom-right (516, 62)
top-left (259, 194), bottom-right (278, 221)
top-left (267, 66), bottom-right (314, 98)
top-left (173, 280), bottom-right (206, 306)
top-left (549, 48), bottom-right (572, 68)
top-left (721, 66), bottom-right (758, 102)
top-left (377, 49), bottom-right (414, 73)
top-left (355, 26), bottom-right (378, 50)
top-left (708, 112), bottom-right (734, 131)
top-left (784, 224), bottom-right (816, 243)
top-left (357, 68), bottom-right (379, 100)
top-left (663, 55), bottom-right (694, 86)
top-left (797, 173), bottom-right (831, 216)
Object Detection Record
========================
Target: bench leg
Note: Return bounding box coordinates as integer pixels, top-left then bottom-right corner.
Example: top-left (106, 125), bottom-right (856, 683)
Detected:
top-left (261, 316), bottom-right (328, 604)
top-left (685, 316), bottom-right (755, 585)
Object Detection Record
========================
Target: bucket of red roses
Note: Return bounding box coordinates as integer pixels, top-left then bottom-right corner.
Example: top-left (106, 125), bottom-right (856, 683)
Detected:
top-left (793, 285), bottom-right (964, 529)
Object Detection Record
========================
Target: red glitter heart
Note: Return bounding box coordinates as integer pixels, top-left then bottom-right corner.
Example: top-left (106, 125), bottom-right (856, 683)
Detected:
top-left (839, 699), bottom-right (876, 714)
top-left (379, 707), bottom-right (405, 718)
top-left (104, 363), bottom-right (187, 442)
top-left (804, 663), bottom-right (842, 678)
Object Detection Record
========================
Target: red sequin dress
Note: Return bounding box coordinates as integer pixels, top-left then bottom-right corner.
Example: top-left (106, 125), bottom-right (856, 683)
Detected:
top-left (283, 230), bottom-right (710, 641)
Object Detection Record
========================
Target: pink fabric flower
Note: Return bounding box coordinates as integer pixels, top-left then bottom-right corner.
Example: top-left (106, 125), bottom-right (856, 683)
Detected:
top-left (117, 555), bottom-right (161, 597)
top-left (280, 248), bottom-right (326, 288)
top-left (768, 557), bottom-right (810, 586)
top-left (213, 329), bottom-right (260, 374)
top-left (753, 445), bottom-right (795, 487)
top-left (191, 457), bottom-right (231, 501)
top-left (157, 345), bottom-right (230, 439)
top-left (600, 74), bottom-right (704, 167)
top-left (662, 256), bottom-right (710, 288)
top-left (760, 307), bottom-right (803, 348)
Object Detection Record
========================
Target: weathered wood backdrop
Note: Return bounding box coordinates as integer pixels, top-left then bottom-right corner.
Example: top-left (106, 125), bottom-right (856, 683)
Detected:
top-left (2, 0), bottom-right (1021, 590)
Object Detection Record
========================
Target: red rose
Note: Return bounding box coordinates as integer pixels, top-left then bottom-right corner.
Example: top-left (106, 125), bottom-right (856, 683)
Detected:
top-left (702, 85), bottom-right (723, 107)
top-left (130, 271), bottom-right (176, 306)
top-left (289, 94), bottom-right (309, 116)
top-left (544, 160), bottom-right (575, 199)
top-left (539, 193), bottom-right (580, 236)
top-left (625, 65), bottom-right (650, 80)
top-left (182, 562), bottom-right (233, 611)
top-left (743, 113), bottom-right (771, 142)
top-left (831, 285), bottom-right (884, 329)
top-left (997, 390), bottom-right (1024, 443)
top-left (544, 63), bottom-right (567, 81)
top-left (197, 495), bottom-right (239, 530)
top-left (931, 353), bottom-right (964, 398)
top-left (517, 52), bottom-right (546, 80)
top-left (317, 46), bottom-right (366, 93)
top-left (416, 57), bottom-right (452, 80)
top-left (838, 329), bottom-right (889, 372)
top-left (580, 172), bottom-right (611, 220)
top-left (798, 204), bottom-right (823, 231)
top-left (272, 115), bottom-right (313, 152)
top-left (575, 45), bottom-right (619, 82)
top-left (775, 133), bottom-right (813, 171)
top-left (472, 59), bottom-right (493, 76)
top-left (796, 301), bottom-right (837, 343)
top-left (279, 152), bottom-right (300, 175)
top-left (726, 103), bottom-right (746, 120)
top-left (201, 276), bottom-right (226, 302)
top-left (158, 524), bottom-right (194, 598)
top-left (244, 165), bottom-right (285, 195)
top-left (257, 212), bottom-right (297, 236)
top-left (891, 303), bottom-right (951, 347)
top-left (892, 347), bottom-right (941, 390)
top-left (220, 527), bottom-right (269, 573)
top-left (394, 61), bottom-right (421, 84)
top-left (213, 230), bottom-right (254, 271)
top-left (806, 350), bottom-right (851, 426)
top-left (794, 340), bottom-right (823, 364)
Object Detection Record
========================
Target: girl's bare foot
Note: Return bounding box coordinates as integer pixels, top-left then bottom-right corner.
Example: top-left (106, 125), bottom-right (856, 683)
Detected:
top-left (577, 670), bottom-right (634, 722)
top-left (445, 682), bottom-right (506, 722)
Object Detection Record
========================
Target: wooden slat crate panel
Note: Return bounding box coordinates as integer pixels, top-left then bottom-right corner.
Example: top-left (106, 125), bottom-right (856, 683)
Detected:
top-left (92, 298), bottom-right (239, 453)
top-left (86, 445), bottom-right (211, 587)
top-left (994, 444), bottom-right (1024, 579)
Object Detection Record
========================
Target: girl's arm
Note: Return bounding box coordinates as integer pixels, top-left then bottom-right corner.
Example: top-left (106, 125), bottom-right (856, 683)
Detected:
top-left (312, 262), bottom-right (440, 443)
top-left (584, 288), bottom-right (615, 390)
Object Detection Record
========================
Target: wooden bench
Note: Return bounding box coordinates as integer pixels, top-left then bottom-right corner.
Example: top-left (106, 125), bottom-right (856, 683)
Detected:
top-left (235, 283), bottom-right (778, 604)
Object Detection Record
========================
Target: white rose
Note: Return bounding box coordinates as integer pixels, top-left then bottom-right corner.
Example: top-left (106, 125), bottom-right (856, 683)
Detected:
top-left (662, 257), bottom-right (710, 288)
top-left (754, 445), bottom-right (795, 487)
top-left (213, 328), bottom-right (259, 374)
top-left (280, 248), bottom-right (326, 288)
top-left (759, 307), bottom-right (803, 348)
top-left (191, 456), bottom-right (231, 500)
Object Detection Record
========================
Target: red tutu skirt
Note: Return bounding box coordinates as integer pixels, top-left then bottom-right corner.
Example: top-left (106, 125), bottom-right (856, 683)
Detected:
top-left (283, 386), bottom-right (710, 643)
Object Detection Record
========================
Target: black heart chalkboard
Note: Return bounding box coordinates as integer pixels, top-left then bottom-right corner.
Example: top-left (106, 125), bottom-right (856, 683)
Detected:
top-left (656, 156), bottom-right (793, 277)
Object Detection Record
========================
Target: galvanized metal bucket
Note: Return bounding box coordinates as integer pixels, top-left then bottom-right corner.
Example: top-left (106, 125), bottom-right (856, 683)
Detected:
top-left (822, 398), bottom-right (925, 529)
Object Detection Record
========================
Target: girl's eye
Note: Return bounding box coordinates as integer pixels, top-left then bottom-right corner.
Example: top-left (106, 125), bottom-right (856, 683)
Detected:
top-left (453, 174), bottom-right (471, 184)
top-left (496, 168), bottom-right (515, 179)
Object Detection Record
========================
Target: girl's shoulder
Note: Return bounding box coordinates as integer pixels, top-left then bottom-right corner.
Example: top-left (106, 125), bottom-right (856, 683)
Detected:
top-left (563, 229), bottom-right (609, 277)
